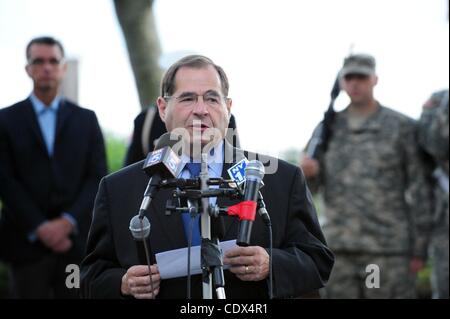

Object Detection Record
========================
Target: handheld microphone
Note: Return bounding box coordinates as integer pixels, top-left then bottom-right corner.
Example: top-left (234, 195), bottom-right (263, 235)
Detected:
top-left (227, 159), bottom-right (273, 298)
top-left (130, 132), bottom-right (183, 299)
top-left (236, 160), bottom-right (265, 246)
top-left (138, 133), bottom-right (183, 218)
top-left (129, 215), bottom-right (156, 297)
top-left (228, 158), bottom-right (270, 224)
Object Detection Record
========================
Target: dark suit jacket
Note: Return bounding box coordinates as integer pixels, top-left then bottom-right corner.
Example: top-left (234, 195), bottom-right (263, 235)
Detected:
top-left (81, 142), bottom-right (334, 299)
top-left (124, 108), bottom-right (240, 166)
top-left (0, 98), bottom-right (107, 265)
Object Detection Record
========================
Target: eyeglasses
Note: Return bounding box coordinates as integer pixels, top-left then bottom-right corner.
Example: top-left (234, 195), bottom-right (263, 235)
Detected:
top-left (164, 91), bottom-right (228, 108)
top-left (28, 58), bottom-right (63, 66)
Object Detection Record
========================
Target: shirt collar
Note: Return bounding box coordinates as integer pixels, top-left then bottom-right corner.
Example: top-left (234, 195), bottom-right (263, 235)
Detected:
top-left (30, 93), bottom-right (62, 115)
top-left (180, 140), bottom-right (224, 177)
top-left (342, 102), bottom-right (383, 132)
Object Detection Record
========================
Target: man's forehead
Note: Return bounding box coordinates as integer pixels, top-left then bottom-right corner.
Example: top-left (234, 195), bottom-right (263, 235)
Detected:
top-left (174, 66), bottom-right (221, 87)
top-left (29, 44), bottom-right (63, 57)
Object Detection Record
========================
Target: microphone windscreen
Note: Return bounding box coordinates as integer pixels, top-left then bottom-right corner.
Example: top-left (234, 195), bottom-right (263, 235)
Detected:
top-left (129, 215), bottom-right (151, 240)
top-left (245, 160), bottom-right (265, 181)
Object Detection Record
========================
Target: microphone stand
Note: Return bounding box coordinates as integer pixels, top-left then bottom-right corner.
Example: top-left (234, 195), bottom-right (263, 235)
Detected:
top-left (165, 187), bottom-right (233, 300)
top-left (199, 153), bottom-right (213, 299)
top-left (163, 155), bottom-right (245, 300)
top-left (185, 198), bottom-right (198, 299)
top-left (199, 152), bottom-right (227, 300)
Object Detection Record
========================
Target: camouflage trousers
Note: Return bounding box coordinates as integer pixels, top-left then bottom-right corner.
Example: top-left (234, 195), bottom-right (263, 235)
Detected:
top-left (323, 252), bottom-right (416, 299)
top-left (430, 221), bottom-right (449, 299)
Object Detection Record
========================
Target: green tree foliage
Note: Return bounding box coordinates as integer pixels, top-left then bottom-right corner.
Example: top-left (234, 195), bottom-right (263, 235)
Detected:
top-left (280, 148), bottom-right (301, 166)
top-left (106, 134), bottom-right (128, 173)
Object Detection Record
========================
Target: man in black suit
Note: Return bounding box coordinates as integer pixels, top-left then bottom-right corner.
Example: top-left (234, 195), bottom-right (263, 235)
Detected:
top-left (0, 36), bottom-right (107, 298)
top-left (80, 55), bottom-right (333, 299)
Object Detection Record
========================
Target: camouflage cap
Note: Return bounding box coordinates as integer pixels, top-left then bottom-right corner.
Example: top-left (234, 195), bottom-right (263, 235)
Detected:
top-left (339, 54), bottom-right (376, 77)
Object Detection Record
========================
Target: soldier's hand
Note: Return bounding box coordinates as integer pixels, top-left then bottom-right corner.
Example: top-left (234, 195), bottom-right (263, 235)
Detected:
top-left (410, 257), bottom-right (425, 274)
top-left (300, 156), bottom-right (320, 178)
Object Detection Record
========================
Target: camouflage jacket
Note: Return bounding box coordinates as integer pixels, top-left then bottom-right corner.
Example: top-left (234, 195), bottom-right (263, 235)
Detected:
top-left (308, 104), bottom-right (433, 258)
top-left (418, 90), bottom-right (449, 226)
top-left (418, 90), bottom-right (449, 174)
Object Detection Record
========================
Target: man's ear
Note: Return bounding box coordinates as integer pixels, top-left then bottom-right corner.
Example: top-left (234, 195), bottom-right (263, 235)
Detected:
top-left (25, 64), bottom-right (32, 78)
top-left (156, 96), bottom-right (167, 122)
top-left (226, 98), bottom-right (232, 116)
top-left (62, 61), bottom-right (68, 75)
top-left (372, 75), bottom-right (379, 86)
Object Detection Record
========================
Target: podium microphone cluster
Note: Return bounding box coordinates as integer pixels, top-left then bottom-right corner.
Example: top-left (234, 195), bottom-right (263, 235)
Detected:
top-left (138, 133), bottom-right (183, 219)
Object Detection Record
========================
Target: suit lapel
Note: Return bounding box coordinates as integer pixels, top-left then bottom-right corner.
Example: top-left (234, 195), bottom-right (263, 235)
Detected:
top-left (55, 99), bottom-right (73, 138)
top-left (22, 99), bottom-right (47, 155)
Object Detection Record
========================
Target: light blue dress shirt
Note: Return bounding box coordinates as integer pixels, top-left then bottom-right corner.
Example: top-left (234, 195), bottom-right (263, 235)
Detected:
top-left (30, 93), bottom-right (61, 157)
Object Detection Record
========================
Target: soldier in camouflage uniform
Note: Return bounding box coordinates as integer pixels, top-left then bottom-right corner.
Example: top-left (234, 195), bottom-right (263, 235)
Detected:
top-left (300, 54), bottom-right (433, 298)
top-left (418, 90), bottom-right (449, 299)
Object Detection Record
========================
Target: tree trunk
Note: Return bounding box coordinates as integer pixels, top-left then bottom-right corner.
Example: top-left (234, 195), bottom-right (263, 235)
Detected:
top-left (113, 0), bottom-right (162, 109)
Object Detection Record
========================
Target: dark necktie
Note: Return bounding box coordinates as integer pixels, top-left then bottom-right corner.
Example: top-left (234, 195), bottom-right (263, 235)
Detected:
top-left (182, 163), bottom-right (201, 246)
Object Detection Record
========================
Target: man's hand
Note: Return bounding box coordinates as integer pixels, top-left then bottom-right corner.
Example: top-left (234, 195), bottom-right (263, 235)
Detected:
top-left (223, 246), bottom-right (269, 282)
top-left (37, 218), bottom-right (74, 250)
top-left (121, 265), bottom-right (161, 299)
top-left (300, 156), bottom-right (320, 179)
top-left (51, 237), bottom-right (73, 253)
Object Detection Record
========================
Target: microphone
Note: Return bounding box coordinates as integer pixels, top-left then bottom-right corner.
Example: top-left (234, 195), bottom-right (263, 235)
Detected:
top-left (138, 133), bottom-right (183, 218)
top-left (129, 215), bottom-right (155, 264)
top-left (236, 160), bottom-right (265, 246)
top-left (227, 158), bottom-right (270, 224)
top-left (129, 215), bottom-right (156, 297)
top-left (130, 132), bottom-right (183, 298)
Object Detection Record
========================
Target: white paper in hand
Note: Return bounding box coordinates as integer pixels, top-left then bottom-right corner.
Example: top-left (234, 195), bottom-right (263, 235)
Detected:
top-left (156, 240), bottom-right (237, 280)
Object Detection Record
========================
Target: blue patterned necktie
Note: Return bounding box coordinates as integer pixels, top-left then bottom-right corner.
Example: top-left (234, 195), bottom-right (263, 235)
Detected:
top-left (182, 163), bottom-right (202, 246)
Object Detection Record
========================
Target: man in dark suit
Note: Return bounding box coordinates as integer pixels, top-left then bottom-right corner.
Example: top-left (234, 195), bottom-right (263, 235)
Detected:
top-left (80, 55), bottom-right (333, 299)
top-left (0, 36), bottom-right (107, 298)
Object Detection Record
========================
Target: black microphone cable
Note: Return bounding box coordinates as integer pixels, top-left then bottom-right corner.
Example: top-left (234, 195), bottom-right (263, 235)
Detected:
top-left (139, 217), bottom-right (155, 299)
top-left (267, 221), bottom-right (273, 299)
top-left (185, 201), bottom-right (198, 300)
top-left (258, 194), bottom-right (273, 299)
top-left (186, 214), bottom-right (194, 299)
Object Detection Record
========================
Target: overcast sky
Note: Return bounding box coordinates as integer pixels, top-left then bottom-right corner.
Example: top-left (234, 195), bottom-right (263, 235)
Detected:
top-left (0, 0), bottom-right (448, 157)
